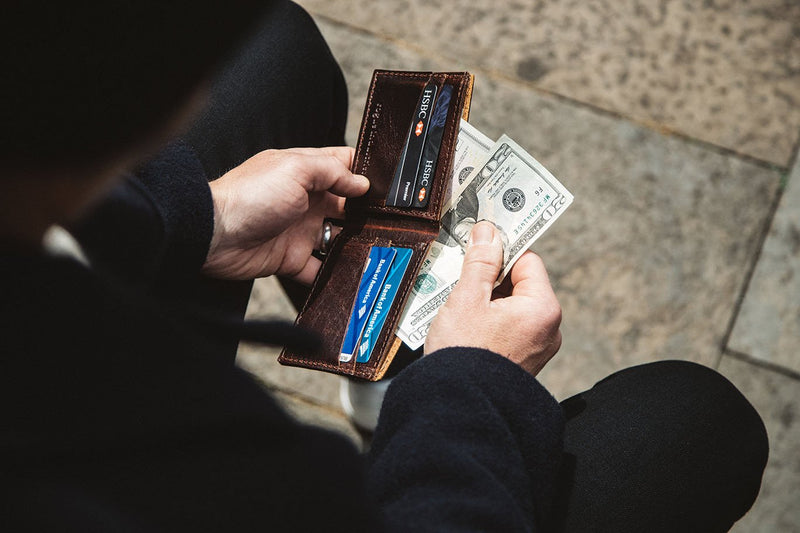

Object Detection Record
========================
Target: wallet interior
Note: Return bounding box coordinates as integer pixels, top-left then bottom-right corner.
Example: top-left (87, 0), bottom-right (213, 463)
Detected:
top-left (279, 70), bottom-right (474, 381)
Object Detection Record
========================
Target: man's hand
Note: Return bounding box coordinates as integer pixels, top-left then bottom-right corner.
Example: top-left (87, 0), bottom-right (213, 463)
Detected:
top-left (202, 147), bottom-right (369, 283)
top-left (424, 221), bottom-right (562, 376)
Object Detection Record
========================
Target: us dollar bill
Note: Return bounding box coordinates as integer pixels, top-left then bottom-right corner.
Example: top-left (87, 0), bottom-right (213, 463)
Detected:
top-left (396, 131), bottom-right (573, 350)
top-left (441, 134), bottom-right (573, 279)
top-left (447, 119), bottom-right (494, 202)
top-left (396, 240), bottom-right (465, 349)
top-left (396, 120), bottom-right (492, 350)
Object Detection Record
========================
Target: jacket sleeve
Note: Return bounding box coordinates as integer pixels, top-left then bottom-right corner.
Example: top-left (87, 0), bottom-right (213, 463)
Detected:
top-left (367, 348), bottom-right (565, 532)
top-left (70, 140), bottom-right (214, 286)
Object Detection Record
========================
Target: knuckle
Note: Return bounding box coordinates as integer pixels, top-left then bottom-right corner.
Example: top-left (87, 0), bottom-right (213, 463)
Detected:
top-left (552, 329), bottom-right (563, 353)
top-left (464, 247), bottom-right (501, 272)
top-left (545, 299), bottom-right (563, 329)
top-left (518, 296), bottom-right (561, 338)
top-left (465, 259), bottom-right (498, 280)
top-left (326, 153), bottom-right (343, 167)
top-left (258, 148), bottom-right (282, 163)
top-left (534, 287), bottom-right (562, 326)
top-left (464, 251), bottom-right (493, 267)
top-left (283, 156), bottom-right (303, 174)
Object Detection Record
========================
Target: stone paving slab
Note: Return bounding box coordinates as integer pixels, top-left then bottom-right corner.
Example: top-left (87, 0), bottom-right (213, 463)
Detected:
top-left (314, 17), bottom-right (782, 399)
top-left (234, 11), bottom-right (798, 530)
top-left (729, 157), bottom-right (800, 374)
top-left (719, 356), bottom-right (800, 532)
top-left (270, 388), bottom-right (361, 447)
top-left (299, 0), bottom-right (800, 167)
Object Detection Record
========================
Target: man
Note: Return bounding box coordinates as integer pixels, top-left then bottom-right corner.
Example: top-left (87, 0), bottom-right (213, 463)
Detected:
top-left (1, 2), bottom-right (767, 531)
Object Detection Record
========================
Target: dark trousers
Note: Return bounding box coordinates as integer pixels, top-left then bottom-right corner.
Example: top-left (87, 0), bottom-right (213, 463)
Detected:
top-left (179, 0), bottom-right (347, 360)
top-left (180, 2), bottom-right (768, 531)
top-left (552, 360), bottom-right (767, 532)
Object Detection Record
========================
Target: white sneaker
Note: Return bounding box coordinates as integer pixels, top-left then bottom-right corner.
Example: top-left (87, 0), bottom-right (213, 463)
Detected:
top-left (339, 377), bottom-right (392, 433)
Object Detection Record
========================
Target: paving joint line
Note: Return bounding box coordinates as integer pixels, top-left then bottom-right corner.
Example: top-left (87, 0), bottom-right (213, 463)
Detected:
top-left (716, 183), bottom-right (788, 369)
top-left (313, 12), bottom-right (790, 174)
top-left (783, 126), bottom-right (800, 188)
top-left (716, 129), bottom-right (800, 368)
top-left (723, 348), bottom-right (800, 381)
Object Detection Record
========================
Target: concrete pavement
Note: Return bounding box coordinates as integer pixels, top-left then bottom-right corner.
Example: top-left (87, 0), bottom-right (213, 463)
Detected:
top-left (239, 2), bottom-right (800, 529)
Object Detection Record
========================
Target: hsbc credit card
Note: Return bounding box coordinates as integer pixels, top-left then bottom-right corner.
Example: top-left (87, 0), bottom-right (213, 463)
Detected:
top-left (356, 247), bottom-right (413, 363)
top-left (386, 82), bottom-right (438, 207)
top-left (340, 246), bottom-right (397, 363)
top-left (412, 84), bottom-right (452, 208)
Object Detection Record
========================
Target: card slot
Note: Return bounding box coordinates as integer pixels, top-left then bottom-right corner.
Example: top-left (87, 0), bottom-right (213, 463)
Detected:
top-left (354, 240), bottom-right (431, 378)
top-left (283, 236), bottom-right (378, 372)
top-left (347, 70), bottom-right (474, 222)
top-left (342, 228), bottom-right (434, 379)
top-left (280, 226), bottom-right (437, 380)
top-left (339, 234), bottom-right (430, 368)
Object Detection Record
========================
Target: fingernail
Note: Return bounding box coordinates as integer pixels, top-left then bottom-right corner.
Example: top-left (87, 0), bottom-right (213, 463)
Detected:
top-left (469, 221), bottom-right (495, 246)
top-left (355, 174), bottom-right (370, 188)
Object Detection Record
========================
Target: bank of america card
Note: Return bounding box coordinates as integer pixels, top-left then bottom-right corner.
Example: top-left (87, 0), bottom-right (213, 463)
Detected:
top-left (356, 247), bottom-right (413, 363)
top-left (339, 246), bottom-right (397, 362)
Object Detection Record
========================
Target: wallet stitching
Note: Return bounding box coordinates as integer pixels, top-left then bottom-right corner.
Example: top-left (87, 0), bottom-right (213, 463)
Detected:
top-left (353, 71), bottom-right (380, 178)
top-left (354, 71), bottom-right (437, 178)
top-left (278, 356), bottom-right (374, 379)
top-left (280, 353), bottom-right (374, 378)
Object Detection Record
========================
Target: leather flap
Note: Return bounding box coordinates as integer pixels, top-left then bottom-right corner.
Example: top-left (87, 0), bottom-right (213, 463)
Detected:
top-left (346, 70), bottom-right (474, 222)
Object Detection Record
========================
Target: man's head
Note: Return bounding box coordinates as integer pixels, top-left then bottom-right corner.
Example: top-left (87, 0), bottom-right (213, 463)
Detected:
top-left (1, 2), bottom-right (269, 175)
top-left (0, 2), bottom-right (271, 243)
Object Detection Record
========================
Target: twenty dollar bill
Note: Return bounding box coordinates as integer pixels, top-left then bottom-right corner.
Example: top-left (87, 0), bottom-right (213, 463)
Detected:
top-left (396, 130), bottom-right (573, 350)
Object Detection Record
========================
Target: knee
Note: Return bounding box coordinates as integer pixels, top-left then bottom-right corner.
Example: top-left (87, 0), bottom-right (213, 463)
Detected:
top-left (630, 361), bottom-right (767, 444)
top-left (632, 360), bottom-right (769, 497)
top-left (559, 360), bottom-right (769, 531)
top-left (261, 2), bottom-right (344, 86)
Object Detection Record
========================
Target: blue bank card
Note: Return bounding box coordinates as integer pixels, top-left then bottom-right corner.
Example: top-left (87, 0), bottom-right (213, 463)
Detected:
top-left (340, 246), bottom-right (397, 362)
top-left (356, 247), bottom-right (414, 363)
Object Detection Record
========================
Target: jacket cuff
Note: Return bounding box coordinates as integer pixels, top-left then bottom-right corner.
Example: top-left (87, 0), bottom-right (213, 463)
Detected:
top-left (134, 140), bottom-right (214, 280)
top-left (381, 347), bottom-right (564, 454)
top-left (371, 347), bottom-right (565, 519)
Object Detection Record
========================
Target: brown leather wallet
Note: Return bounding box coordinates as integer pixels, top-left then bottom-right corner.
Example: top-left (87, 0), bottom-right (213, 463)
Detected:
top-left (279, 70), bottom-right (474, 381)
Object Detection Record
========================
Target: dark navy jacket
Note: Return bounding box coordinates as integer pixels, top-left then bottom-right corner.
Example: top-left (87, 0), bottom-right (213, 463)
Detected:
top-left (0, 142), bottom-right (564, 531)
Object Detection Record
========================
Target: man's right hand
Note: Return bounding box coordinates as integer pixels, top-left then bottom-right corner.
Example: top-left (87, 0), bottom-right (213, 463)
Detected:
top-left (424, 221), bottom-right (562, 376)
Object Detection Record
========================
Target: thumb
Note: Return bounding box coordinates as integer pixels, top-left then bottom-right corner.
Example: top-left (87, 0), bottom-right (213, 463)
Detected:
top-left (452, 221), bottom-right (504, 305)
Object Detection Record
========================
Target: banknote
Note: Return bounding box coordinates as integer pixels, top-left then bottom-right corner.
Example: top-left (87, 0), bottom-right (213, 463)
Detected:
top-left (396, 240), bottom-right (465, 349)
top-left (440, 134), bottom-right (573, 279)
top-left (396, 120), bottom-right (493, 350)
top-left (446, 119), bottom-right (493, 205)
top-left (397, 130), bottom-right (573, 350)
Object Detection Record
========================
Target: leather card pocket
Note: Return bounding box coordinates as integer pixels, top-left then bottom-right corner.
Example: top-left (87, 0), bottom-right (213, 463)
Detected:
top-left (280, 224), bottom-right (436, 381)
top-left (347, 70), bottom-right (474, 222)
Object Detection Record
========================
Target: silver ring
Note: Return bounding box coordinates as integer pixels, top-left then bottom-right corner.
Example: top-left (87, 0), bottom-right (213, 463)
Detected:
top-left (320, 220), bottom-right (334, 256)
